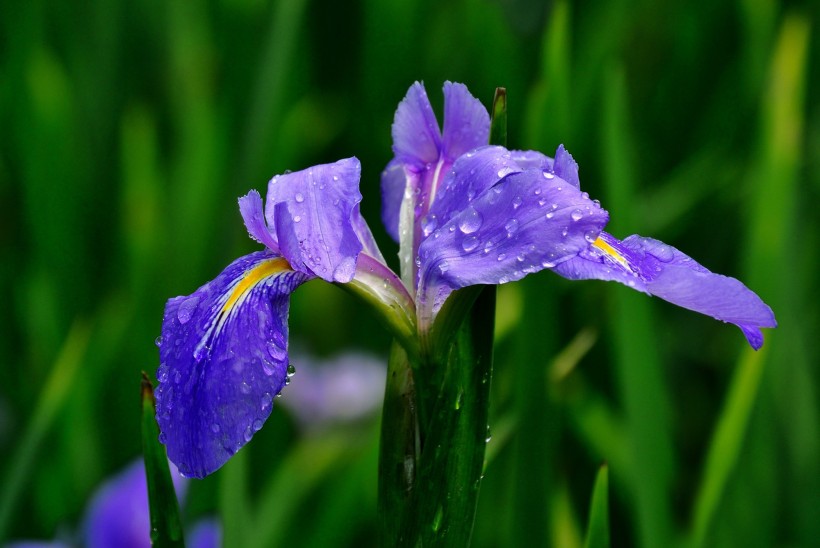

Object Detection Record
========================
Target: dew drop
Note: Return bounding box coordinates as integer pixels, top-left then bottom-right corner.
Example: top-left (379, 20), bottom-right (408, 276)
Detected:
top-left (157, 363), bottom-right (169, 383)
top-left (504, 218), bottom-right (519, 236)
top-left (545, 212), bottom-right (554, 219)
top-left (497, 253), bottom-right (507, 261)
top-left (261, 392), bottom-right (273, 411)
top-left (293, 215), bottom-right (302, 223)
top-left (512, 196), bottom-right (523, 209)
top-left (243, 426), bottom-right (253, 442)
top-left (287, 363), bottom-right (296, 377)
top-left (421, 214), bottom-right (438, 237)
top-left (240, 382), bottom-right (251, 394)
top-left (211, 423), bottom-right (221, 433)
top-left (177, 296), bottom-right (200, 324)
top-left (571, 209), bottom-right (583, 221)
top-left (294, 192), bottom-right (304, 203)
top-left (543, 172), bottom-right (554, 179)
top-left (462, 236), bottom-right (479, 252)
top-left (584, 230), bottom-right (598, 243)
top-left (155, 336), bottom-right (163, 347)
top-left (253, 419), bottom-right (263, 432)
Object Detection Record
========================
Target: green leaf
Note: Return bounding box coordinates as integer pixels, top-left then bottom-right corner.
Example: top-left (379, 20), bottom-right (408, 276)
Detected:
top-left (141, 373), bottom-right (185, 548)
top-left (583, 464), bottom-right (610, 548)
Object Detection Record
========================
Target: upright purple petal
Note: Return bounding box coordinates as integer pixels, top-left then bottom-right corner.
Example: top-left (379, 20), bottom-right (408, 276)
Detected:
top-left (418, 169), bottom-right (609, 316)
top-left (440, 81), bottom-right (490, 161)
top-left (156, 251), bottom-right (311, 478)
top-left (380, 158), bottom-right (410, 242)
top-left (266, 158), bottom-right (363, 283)
top-left (239, 189), bottom-right (279, 251)
top-left (391, 82), bottom-right (442, 168)
top-left (553, 232), bottom-right (777, 349)
top-left (553, 144), bottom-right (580, 188)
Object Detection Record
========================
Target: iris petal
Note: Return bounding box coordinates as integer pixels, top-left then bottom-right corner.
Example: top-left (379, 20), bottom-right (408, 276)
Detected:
top-left (265, 158), bottom-right (363, 283)
top-left (238, 189), bottom-right (279, 251)
top-left (380, 158), bottom-right (409, 242)
top-left (441, 81), bottom-right (490, 161)
top-left (553, 232), bottom-right (777, 349)
top-left (418, 169), bottom-right (609, 316)
top-left (391, 82), bottom-right (442, 168)
top-left (156, 251), bottom-right (311, 478)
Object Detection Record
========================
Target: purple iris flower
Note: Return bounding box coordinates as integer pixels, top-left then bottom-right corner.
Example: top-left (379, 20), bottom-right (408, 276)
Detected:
top-left (156, 81), bottom-right (775, 480)
top-left (7, 460), bottom-right (219, 548)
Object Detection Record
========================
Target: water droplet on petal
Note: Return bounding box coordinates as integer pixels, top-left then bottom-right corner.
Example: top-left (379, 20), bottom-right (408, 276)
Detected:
top-left (211, 423), bottom-right (221, 433)
top-left (177, 296), bottom-right (200, 324)
top-left (504, 219), bottom-right (519, 236)
top-left (294, 193), bottom-right (304, 203)
top-left (512, 196), bottom-right (523, 209)
top-left (584, 230), bottom-right (598, 243)
top-left (253, 419), bottom-right (263, 432)
top-left (543, 172), bottom-right (554, 179)
top-left (287, 363), bottom-right (296, 377)
top-left (497, 253), bottom-right (507, 261)
top-left (155, 336), bottom-right (163, 347)
top-left (546, 212), bottom-right (554, 219)
top-left (571, 209), bottom-right (583, 221)
top-left (421, 215), bottom-right (438, 237)
top-left (240, 382), bottom-right (251, 394)
top-left (293, 215), bottom-right (302, 223)
top-left (462, 236), bottom-right (479, 252)
top-left (458, 207), bottom-right (483, 234)
top-left (261, 392), bottom-right (273, 411)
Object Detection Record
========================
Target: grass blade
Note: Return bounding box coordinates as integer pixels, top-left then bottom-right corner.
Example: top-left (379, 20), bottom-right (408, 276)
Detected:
top-left (141, 373), bottom-right (185, 548)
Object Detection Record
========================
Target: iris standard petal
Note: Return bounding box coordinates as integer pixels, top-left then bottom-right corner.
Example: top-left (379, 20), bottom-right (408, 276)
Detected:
top-left (553, 144), bottom-right (580, 189)
top-left (441, 81), bottom-right (490, 161)
top-left (553, 232), bottom-right (777, 349)
top-left (266, 158), bottom-right (363, 283)
top-left (380, 158), bottom-right (410, 242)
top-left (239, 189), bottom-right (279, 251)
top-left (156, 251), bottom-right (311, 478)
top-left (391, 82), bottom-right (442, 168)
top-left (418, 169), bottom-right (609, 315)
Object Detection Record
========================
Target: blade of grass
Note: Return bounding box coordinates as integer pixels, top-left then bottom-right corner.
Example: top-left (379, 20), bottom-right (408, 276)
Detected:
top-left (583, 464), bottom-right (610, 548)
top-left (141, 373), bottom-right (185, 548)
top-left (688, 347), bottom-right (766, 547)
top-left (0, 321), bottom-right (90, 539)
top-left (601, 65), bottom-right (675, 547)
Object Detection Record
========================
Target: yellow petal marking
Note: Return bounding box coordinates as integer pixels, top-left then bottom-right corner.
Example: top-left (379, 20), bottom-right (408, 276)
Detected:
top-left (592, 237), bottom-right (632, 272)
top-left (222, 257), bottom-right (291, 314)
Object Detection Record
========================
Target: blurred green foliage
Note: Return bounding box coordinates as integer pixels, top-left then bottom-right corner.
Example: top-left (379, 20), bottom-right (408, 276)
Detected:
top-left (1, 0), bottom-right (818, 545)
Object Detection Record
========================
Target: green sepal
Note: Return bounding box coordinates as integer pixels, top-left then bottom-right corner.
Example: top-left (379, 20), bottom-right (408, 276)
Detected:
top-left (141, 372), bottom-right (186, 548)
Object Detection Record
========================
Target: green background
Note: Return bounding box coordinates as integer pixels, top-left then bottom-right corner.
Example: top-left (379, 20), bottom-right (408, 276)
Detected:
top-left (1, 0), bottom-right (818, 545)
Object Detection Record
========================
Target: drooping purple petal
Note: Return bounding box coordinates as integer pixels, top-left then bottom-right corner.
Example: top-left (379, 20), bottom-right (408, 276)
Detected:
top-left (239, 189), bottom-right (279, 251)
top-left (553, 232), bottom-right (777, 349)
top-left (83, 459), bottom-right (187, 548)
top-left (418, 169), bottom-right (609, 316)
top-left (391, 82), bottom-right (442, 169)
top-left (156, 251), bottom-right (311, 478)
top-left (351, 203), bottom-right (386, 263)
top-left (441, 81), bottom-right (490, 161)
top-left (265, 158), bottom-right (363, 283)
top-left (380, 158), bottom-right (410, 242)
